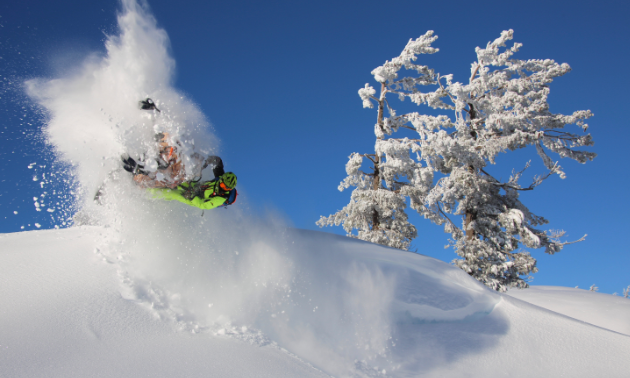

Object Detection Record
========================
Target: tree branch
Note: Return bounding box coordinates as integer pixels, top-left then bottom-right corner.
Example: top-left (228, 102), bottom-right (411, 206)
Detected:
top-left (479, 168), bottom-right (500, 183)
top-left (469, 64), bottom-right (480, 83)
top-left (359, 170), bottom-right (376, 177)
top-left (437, 74), bottom-right (457, 104)
top-left (437, 202), bottom-right (459, 233)
top-left (363, 154), bottom-right (377, 164)
top-left (399, 125), bottom-right (416, 131)
top-left (481, 165), bottom-right (556, 191)
top-left (384, 137), bottom-right (424, 142)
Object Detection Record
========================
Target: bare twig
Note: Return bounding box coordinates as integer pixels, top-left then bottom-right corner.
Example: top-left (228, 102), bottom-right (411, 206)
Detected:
top-left (469, 64), bottom-right (481, 83)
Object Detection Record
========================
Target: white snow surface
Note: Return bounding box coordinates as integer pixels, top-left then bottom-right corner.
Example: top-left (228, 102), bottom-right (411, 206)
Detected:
top-left (0, 227), bottom-right (329, 378)
top-left (1, 226), bottom-right (629, 378)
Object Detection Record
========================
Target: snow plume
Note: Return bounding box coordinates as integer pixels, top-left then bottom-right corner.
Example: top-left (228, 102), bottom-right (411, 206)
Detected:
top-left (21, 2), bottom-right (501, 376)
top-left (26, 0), bottom-right (217, 209)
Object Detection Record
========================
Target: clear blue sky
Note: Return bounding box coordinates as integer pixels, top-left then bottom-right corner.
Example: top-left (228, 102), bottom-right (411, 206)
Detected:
top-left (1, 0), bottom-right (628, 293)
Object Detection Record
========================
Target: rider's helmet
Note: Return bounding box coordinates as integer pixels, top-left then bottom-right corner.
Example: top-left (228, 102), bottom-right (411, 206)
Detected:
top-left (220, 172), bottom-right (237, 190)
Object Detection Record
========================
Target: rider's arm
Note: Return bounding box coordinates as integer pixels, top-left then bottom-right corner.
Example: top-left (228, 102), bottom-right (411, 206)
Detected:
top-left (204, 156), bottom-right (225, 178)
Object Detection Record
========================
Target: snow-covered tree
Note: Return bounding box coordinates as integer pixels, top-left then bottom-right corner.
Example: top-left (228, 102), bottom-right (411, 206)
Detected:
top-left (318, 30), bottom-right (595, 291)
top-left (589, 284), bottom-right (599, 292)
top-left (623, 286), bottom-right (630, 299)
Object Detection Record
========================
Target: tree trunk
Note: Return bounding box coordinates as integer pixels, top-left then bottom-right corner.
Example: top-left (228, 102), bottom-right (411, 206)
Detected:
top-left (376, 82), bottom-right (386, 137)
top-left (372, 161), bottom-right (380, 231)
top-left (372, 83), bottom-right (387, 231)
top-left (465, 103), bottom-right (477, 241)
top-left (465, 210), bottom-right (475, 241)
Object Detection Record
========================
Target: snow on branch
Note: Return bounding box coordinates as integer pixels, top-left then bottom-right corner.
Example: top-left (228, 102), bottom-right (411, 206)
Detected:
top-left (359, 84), bottom-right (377, 109)
top-left (371, 31), bottom-right (439, 84)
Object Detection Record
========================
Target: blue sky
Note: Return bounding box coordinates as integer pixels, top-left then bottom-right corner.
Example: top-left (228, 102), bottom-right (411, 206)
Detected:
top-left (1, 0), bottom-right (628, 293)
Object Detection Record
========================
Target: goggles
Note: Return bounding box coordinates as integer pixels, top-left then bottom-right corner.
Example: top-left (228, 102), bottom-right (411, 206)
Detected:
top-left (219, 181), bottom-right (232, 191)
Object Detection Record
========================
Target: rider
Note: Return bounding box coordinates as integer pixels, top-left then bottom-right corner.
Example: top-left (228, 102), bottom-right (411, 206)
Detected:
top-left (148, 156), bottom-right (237, 210)
top-left (122, 98), bottom-right (237, 209)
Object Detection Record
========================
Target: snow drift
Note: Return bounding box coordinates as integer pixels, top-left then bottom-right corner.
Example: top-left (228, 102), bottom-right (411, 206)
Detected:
top-left (9, 0), bottom-right (630, 377)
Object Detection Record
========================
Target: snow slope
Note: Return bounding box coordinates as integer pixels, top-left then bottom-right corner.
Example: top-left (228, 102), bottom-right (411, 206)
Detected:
top-left (506, 285), bottom-right (630, 336)
top-left (0, 227), bottom-right (329, 378)
top-left (1, 226), bottom-right (629, 378)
